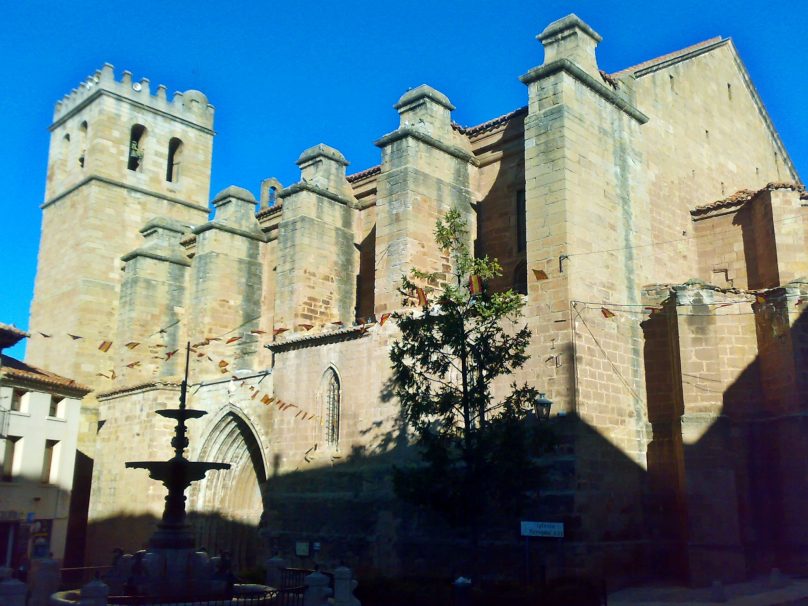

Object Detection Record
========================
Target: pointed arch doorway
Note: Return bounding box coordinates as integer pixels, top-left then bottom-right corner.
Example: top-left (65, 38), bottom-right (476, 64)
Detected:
top-left (189, 409), bottom-right (267, 571)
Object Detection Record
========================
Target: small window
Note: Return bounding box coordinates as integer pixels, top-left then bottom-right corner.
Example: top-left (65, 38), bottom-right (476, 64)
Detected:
top-left (166, 137), bottom-right (183, 182)
top-left (514, 260), bottom-right (528, 295)
top-left (41, 439), bottom-right (59, 484)
top-left (516, 189), bottom-right (526, 253)
top-left (128, 124), bottom-right (147, 172)
top-left (2, 437), bottom-right (21, 482)
top-left (49, 396), bottom-right (64, 418)
top-left (323, 369), bottom-right (340, 447)
top-left (269, 186), bottom-right (277, 206)
top-left (79, 121), bottom-right (88, 168)
top-left (10, 389), bottom-right (26, 413)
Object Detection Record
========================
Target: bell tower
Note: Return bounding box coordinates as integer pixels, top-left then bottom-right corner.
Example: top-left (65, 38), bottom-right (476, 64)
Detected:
top-left (27, 64), bottom-right (214, 386)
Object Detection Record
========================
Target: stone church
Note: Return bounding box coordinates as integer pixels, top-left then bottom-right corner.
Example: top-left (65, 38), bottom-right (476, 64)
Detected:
top-left (26, 15), bottom-right (807, 585)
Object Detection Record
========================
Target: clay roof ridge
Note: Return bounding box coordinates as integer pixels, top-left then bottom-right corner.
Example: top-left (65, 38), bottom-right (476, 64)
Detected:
top-left (691, 182), bottom-right (805, 216)
top-left (96, 378), bottom-right (181, 399)
top-left (255, 202), bottom-right (284, 219)
top-left (612, 36), bottom-right (725, 77)
top-left (346, 165), bottom-right (381, 183)
top-left (0, 323), bottom-right (29, 339)
top-left (453, 106), bottom-right (529, 137)
top-left (0, 353), bottom-right (91, 394)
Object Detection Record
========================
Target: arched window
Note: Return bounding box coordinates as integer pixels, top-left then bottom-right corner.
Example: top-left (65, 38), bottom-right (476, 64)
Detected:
top-left (323, 368), bottom-right (340, 447)
top-left (78, 121), bottom-right (88, 168)
top-left (61, 134), bottom-right (70, 172)
top-left (128, 124), bottom-right (147, 172)
top-left (269, 186), bottom-right (277, 206)
top-left (166, 137), bottom-right (183, 182)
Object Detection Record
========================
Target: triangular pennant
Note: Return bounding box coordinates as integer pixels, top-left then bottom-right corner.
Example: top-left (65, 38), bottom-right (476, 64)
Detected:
top-left (379, 313), bottom-right (391, 326)
top-left (273, 327), bottom-right (289, 336)
top-left (218, 360), bottom-right (228, 368)
top-left (226, 335), bottom-right (242, 344)
top-left (250, 329), bottom-right (267, 335)
top-left (416, 287), bottom-right (428, 307)
top-left (298, 324), bottom-right (314, 331)
top-left (251, 391), bottom-right (259, 399)
top-left (261, 394), bottom-right (273, 405)
top-left (110, 369), bottom-right (117, 380)
top-left (68, 333), bottom-right (83, 340)
top-left (532, 269), bottom-right (549, 281)
top-left (39, 332), bottom-right (51, 338)
top-left (469, 275), bottom-right (483, 295)
top-left (756, 295), bottom-right (766, 304)
top-left (166, 349), bottom-right (179, 360)
top-left (331, 320), bottom-right (344, 326)
top-left (96, 372), bottom-right (110, 379)
top-left (98, 341), bottom-right (113, 352)
top-left (125, 342), bottom-right (140, 350)
top-left (601, 307), bottom-right (616, 319)
top-left (126, 361), bottom-right (140, 368)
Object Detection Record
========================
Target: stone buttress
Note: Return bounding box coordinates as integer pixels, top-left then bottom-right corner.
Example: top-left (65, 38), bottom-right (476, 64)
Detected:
top-left (373, 85), bottom-right (475, 313)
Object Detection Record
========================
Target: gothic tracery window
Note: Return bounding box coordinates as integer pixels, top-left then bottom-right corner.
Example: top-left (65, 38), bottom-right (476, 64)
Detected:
top-left (323, 368), bottom-right (340, 447)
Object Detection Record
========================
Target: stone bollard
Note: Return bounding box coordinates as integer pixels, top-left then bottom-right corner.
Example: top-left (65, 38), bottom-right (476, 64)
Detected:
top-left (303, 570), bottom-right (332, 606)
top-left (452, 576), bottom-right (472, 606)
top-left (0, 567), bottom-right (28, 606)
top-left (768, 567), bottom-right (787, 588)
top-left (265, 553), bottom-right (288, 589)
top-left (710, 580), bottom-right (727, 603)
top-left (28, 557), bottom-right (59, 606)
top-left (333, 566), bottom-right (360, 606)
top-left (79, 578), bottom-right (110, 606)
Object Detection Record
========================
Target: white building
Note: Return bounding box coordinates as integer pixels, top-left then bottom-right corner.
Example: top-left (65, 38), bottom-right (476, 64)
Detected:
top-left (0, 324), bottom-right (90, 569)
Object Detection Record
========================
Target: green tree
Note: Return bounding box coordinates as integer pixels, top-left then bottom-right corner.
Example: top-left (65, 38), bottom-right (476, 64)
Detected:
top-left (390, 209), bottom-right (551, 548)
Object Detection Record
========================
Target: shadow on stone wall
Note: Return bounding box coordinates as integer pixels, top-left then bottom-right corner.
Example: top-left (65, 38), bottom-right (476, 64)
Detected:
top-left (78, 300), bottom-right (807, 588)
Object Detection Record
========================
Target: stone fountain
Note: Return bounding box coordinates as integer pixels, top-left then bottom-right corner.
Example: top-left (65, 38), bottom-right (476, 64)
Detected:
top-left (106, 344), bottom-right (234, 600)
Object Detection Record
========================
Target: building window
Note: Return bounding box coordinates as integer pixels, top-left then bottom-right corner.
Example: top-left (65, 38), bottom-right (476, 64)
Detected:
top-left (78, 121), bottom-right (88, 168)
top-left (516, 189), bottom-right (526, 253)
top-left (10, 389), bottom-right (26, 413)
top-left (514, 260), bottom-right (527, 295)
top-left (41, 440), bottom-right (59, 484)
top-left (128, 124), bottom-right (146, 172)
top-left (323, 368), bottom-right (340, 448)
top-left (166, 137), bottom-right (183, 182)
top-left (2, 437), bottom-right (21, 482)
top-left (49, 396), bottom-right (64, 418)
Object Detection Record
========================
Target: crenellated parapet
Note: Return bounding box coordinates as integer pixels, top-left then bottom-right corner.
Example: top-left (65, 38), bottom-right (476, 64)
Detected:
top-left (52, 63), bottom-right (214, 131)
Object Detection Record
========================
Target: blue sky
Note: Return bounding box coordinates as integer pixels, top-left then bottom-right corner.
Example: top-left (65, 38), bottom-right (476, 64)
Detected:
top-left (2, 0), bottom-right (806, 361)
